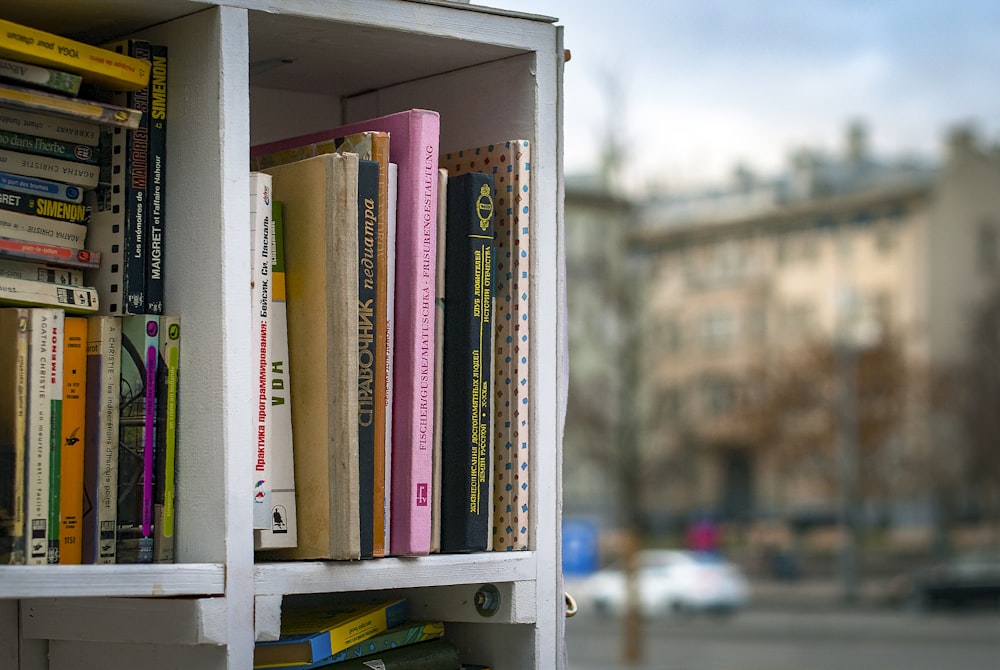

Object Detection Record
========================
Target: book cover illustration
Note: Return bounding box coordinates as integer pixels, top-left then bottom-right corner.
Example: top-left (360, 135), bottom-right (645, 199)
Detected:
top-left (82, 315), bottom-right (120, 564)
top-left (440, 172), bottom-right (495, 553)
top-left (255, 200), bottom-right (298, 551)
top-left (153, 314), bottom-right (179, 562)
top-left (253, 598), bottom-right (407, 669)
top-left (0, 307), bottom-right (29, 564)
top-left (331, 109), bottom-right (440, 557)
top-left (441, 140), bottom-right (532, 552)
top-left (58, 315), bottom-right (87, 563)
top-left (116, 314), bottom-right (158, 563)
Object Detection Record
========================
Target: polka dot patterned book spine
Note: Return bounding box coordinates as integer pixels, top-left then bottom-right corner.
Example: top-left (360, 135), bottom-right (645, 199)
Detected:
top-left (442, 140), bottom-right (530, 551)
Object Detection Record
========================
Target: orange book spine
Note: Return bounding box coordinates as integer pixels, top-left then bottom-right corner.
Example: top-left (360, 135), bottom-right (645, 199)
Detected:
top-left (58, 315), bottom-right (87, 563)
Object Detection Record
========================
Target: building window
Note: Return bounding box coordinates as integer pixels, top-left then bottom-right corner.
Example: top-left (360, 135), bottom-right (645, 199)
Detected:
top-left (745, 307), bottom-right (767, 344)
top-left (977, 219), bottom-right (999, 275)
top-left (700, 376), bottom-right (735, 416)
top-left (701, 310), bottom-right (735, 351)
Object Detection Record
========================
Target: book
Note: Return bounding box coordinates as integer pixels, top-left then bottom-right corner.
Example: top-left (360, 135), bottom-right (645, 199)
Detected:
top-left (0, 55), bottom-right (82, 95)
top-left (0, 236), bottom-right (99, 269)
top-left (0, 274), bottom-right (98, 313)
top-left (0, 307), bottom-right (29, 564)
top-left (261, 153), bottom-right (360, 561)
top-left (431, 167), bottom-right (447, 553)
top-left (332, 109), bottom-right (440, 556)
top-left (44, 307), bottom-right (64, 563)
top-left (0, 82), bottom-right (142, 130)
top-left (81, 315), bottom-right (120, 564)
top-left (0, 18), bottom-right (151, 91)
top-left (383, 162), bottom-right (398, 555)
top-left (58, 315), bottom-right (86, 563)
top-left (0, 169), bottom-right (86, 203)
top-left (0, 128), bottom-right (99, 164)
top-left (0, 106), bottom-right (100, 147)
top-left (153, 315), bottom-right (179, 562)
top-left (0, 146), bottom-right (100, 188)
top-left (116, 314), bottom-right (159, 563)
top-left (0, 256), bottom-right (84, 286)
top-left (145, 43), bottom-right (167, 315)
top-left (253, 129), bottom-right (390, 557)
top-left (0, 207), bottom-right (88, 248)
top-left (357, 158), bottom-right (379, 559)
top-left (250, 171), bottom-right (273, 530)
top-left (323, 638), bottom-right (461, 670)
top-left (24, 307), bottom-right (59, 563)
top-left (0, 187), bottom-right (91, 223)
top-left (439, 172), bottom-right (495, 553)
top-left (253, 598), bottom-right (408, 669)
top-left (303, 621), bottom-right (445, 669)
top-left (255, 201), bottom-right (297, 551)
top-left (441, 140), bottom-right (532, 551)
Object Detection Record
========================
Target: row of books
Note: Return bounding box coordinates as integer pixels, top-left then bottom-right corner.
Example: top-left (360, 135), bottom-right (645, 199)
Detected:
top-left (0, 17), bottom-right (169, 317)
top-left (0, 309), bottom-right (180, 565)
top-left (253, 596), bottom-right (491, 669)
top-left (249, 111), bottom-right (532, 559)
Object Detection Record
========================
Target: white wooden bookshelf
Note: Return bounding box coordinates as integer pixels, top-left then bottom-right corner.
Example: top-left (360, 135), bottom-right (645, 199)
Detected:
top-left (0, 1), bottom-right (566, 668)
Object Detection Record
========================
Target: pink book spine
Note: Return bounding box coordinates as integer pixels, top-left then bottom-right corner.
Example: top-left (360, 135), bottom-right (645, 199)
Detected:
top-left (325, 110), bottom-right (440, 555)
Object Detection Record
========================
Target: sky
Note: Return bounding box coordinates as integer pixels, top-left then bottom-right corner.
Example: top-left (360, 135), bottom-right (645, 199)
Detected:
top-left (492, 0), bottom-right (1000, 194)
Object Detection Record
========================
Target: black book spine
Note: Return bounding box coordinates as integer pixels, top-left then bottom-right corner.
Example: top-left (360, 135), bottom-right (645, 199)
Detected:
top-left (357, 158), bottom-right (379, 559)
top-left (440, 172), bottom-right (495, 553)
top-left (145, 43), bottom-right (167, 314)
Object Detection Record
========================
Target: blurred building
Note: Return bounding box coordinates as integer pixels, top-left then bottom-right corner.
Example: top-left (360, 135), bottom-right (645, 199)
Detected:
top-left (564, 122), bottom-right (1000, 542)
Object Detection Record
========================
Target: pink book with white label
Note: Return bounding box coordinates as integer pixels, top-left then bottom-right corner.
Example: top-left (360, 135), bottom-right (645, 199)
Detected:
top-left (251, 109), bottom-right (439, 555)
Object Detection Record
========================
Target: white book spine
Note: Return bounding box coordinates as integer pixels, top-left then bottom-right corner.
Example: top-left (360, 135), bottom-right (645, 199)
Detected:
top-left (0, 257), bottom-right (83, 285)
top-left (0, 275), bottom-right (98, 313)
top-left (250, 172), bottom-right (273, 529)
top-left (0, 107), bottom-right (100, 147)
top-left (0, 148), bottom-right (99, 189)
top-left (0, 208), bottom-right (87, 249)
top-left (25, 308), bottom-right (56, 564)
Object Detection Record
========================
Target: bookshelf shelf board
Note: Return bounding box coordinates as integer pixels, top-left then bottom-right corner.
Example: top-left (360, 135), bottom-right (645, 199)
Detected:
top-left (0, 564), bottom-right (225, 599)
top-left (254, 551), bottom-right (536, 596)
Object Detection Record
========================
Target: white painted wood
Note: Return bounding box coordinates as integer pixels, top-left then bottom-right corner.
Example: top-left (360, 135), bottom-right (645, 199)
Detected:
top-left (21, 598), bottom-right (228, 645)
top-left (253, 594), bottom-right (283, 642)
top-left (254, 551), bottom-right (535, 596)
top-left (0, 565), bottom-right (224, 599)
top-left (0, 600), bottom-right (17, 668)
top-left (404, 580), bottom-right (538, 624)
top-left (48, 641), bottom-right (227, 670)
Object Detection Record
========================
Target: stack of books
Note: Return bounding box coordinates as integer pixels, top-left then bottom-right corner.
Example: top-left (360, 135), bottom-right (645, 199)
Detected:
top-left (0, 19), bottom-right (179, 567)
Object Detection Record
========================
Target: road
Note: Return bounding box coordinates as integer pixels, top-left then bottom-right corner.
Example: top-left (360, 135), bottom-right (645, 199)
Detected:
top-left (564, 607), bottom-right (1000, 670)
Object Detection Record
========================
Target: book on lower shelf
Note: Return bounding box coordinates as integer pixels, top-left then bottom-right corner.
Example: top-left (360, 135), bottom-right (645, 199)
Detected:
top-left (82, 314), bottom-right (120, 564)
top-left (328, 638), bottom-right (462, 670)
top-left (153, 314), bottom-right (179, 563)
top-left (261, 153), bottom-right (360, 561)
top-left (253, 598), bottom-right (407, 669)
top-left (439, 172), bottom-right (495, 554)
top-left (441, 140), bottom-right (532, 552)
top-left (0, 307), bottom-right (29, 564)
top-left (57, 315), bottom-right (87, 563)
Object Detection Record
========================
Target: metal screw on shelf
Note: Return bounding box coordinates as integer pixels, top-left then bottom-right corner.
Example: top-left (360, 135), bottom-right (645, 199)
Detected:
top-left (474, 584), bottom-right (501, 617)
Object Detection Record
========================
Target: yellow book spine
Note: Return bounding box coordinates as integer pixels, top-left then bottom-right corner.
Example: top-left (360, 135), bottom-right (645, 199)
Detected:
top-left (58, 316), bottom-right (87, 563)
top-left (0, 19), bottom-right (149, 91)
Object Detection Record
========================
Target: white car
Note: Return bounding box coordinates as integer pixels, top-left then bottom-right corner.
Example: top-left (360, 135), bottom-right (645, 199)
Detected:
top-left (583, 549), bottom-right (749, 617)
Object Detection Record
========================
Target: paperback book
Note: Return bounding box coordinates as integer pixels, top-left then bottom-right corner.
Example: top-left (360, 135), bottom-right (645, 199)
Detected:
top-left (250, 171), bottom-right (274, 530)
top-left (0, 307), bottom-right (28, 564)
top-left (0, 82), bottom-right (142, 131)
top-left (0, 274), bottom-right (98, 313)
top-left (153, 315), bottom-right (179, 562)
top-left (0, 107), bottom-right (100, 147)
top-left (0, 55), bottom-right (82, 95)
top-left (58, 315), bottom-right (87, 563)
top-left (0, 236), bottom-right (99, 269)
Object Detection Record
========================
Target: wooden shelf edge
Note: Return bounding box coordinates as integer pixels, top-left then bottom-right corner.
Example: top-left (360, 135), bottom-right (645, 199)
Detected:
top-left (0, 563), bottom-right (226, 600)
top-left (253, 551), bottom-right (537, 596)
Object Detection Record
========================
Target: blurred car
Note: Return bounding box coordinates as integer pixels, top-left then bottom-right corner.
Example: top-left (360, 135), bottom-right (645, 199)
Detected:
top-left (582, 549), bottom-right (749, 617)
top-left (885, 549), bottom-right (1000, 611)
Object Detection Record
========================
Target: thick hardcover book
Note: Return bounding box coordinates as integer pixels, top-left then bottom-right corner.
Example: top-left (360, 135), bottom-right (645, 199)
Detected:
top-left (332, 109), bottom-right (440, 556)
top-left (0, 129), bottom-right (99, 164)
top-left (116, 314), bottom-right (159, 563)
top-left (153, 315), bottom-right (179, 562)
top-left (82, 315), bottom-right (120, 564)
top-left (145, 43), bottom-right (167, 315)
top-left (0, 83), bottom-right (142, 130)
top-left (253, 599), bottom-right (407, 669)
top-left (44, 308), bottom-right (63, 563)
top-left (442, 140), bottom-right (532, 551)
top-left (0, 257), bottom-right (84, 286)
top-left (0, 208), bottom-right (87, 249)
top-left (431, 167), bottom-right (447, 553)
top-left (357, 158), bottom-right (379, 559)
top-left (0, 18), bottom-right (150, 92)
top-left (261, 153), bottom-right (361, 561)
top-left (440, 173), bottom-right (495, 553)
top-left (0, 275), bottom-right (98, 313)
top-left (0, 187), bottom-right (90, 224)
top-left (250, 171), bottom-right (273, 530)
top-left (0, 307), bottom-right (29, 564)
top-left (0, 147), bottom-right (100, 189)
top-left (57, 315), bottom-right (86, 563)
top-left (327, 638), bottom-right (461, 670)
top-left (0, 107), bottom-right (99, 147)
top-left (253, 129), bottom-right (390, 557)
top-left (0, 236), bottom-right (99, 269)
top-left (0, 55), bottom-right (82, 95)
top-left (255, 201), bottom-right (298, 551)
top-left (0, 169), bottom-right (85, 203)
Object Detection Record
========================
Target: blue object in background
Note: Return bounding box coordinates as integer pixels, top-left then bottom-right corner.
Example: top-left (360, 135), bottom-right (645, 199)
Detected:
top-left (562, 518), bottom-right (600, 576)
